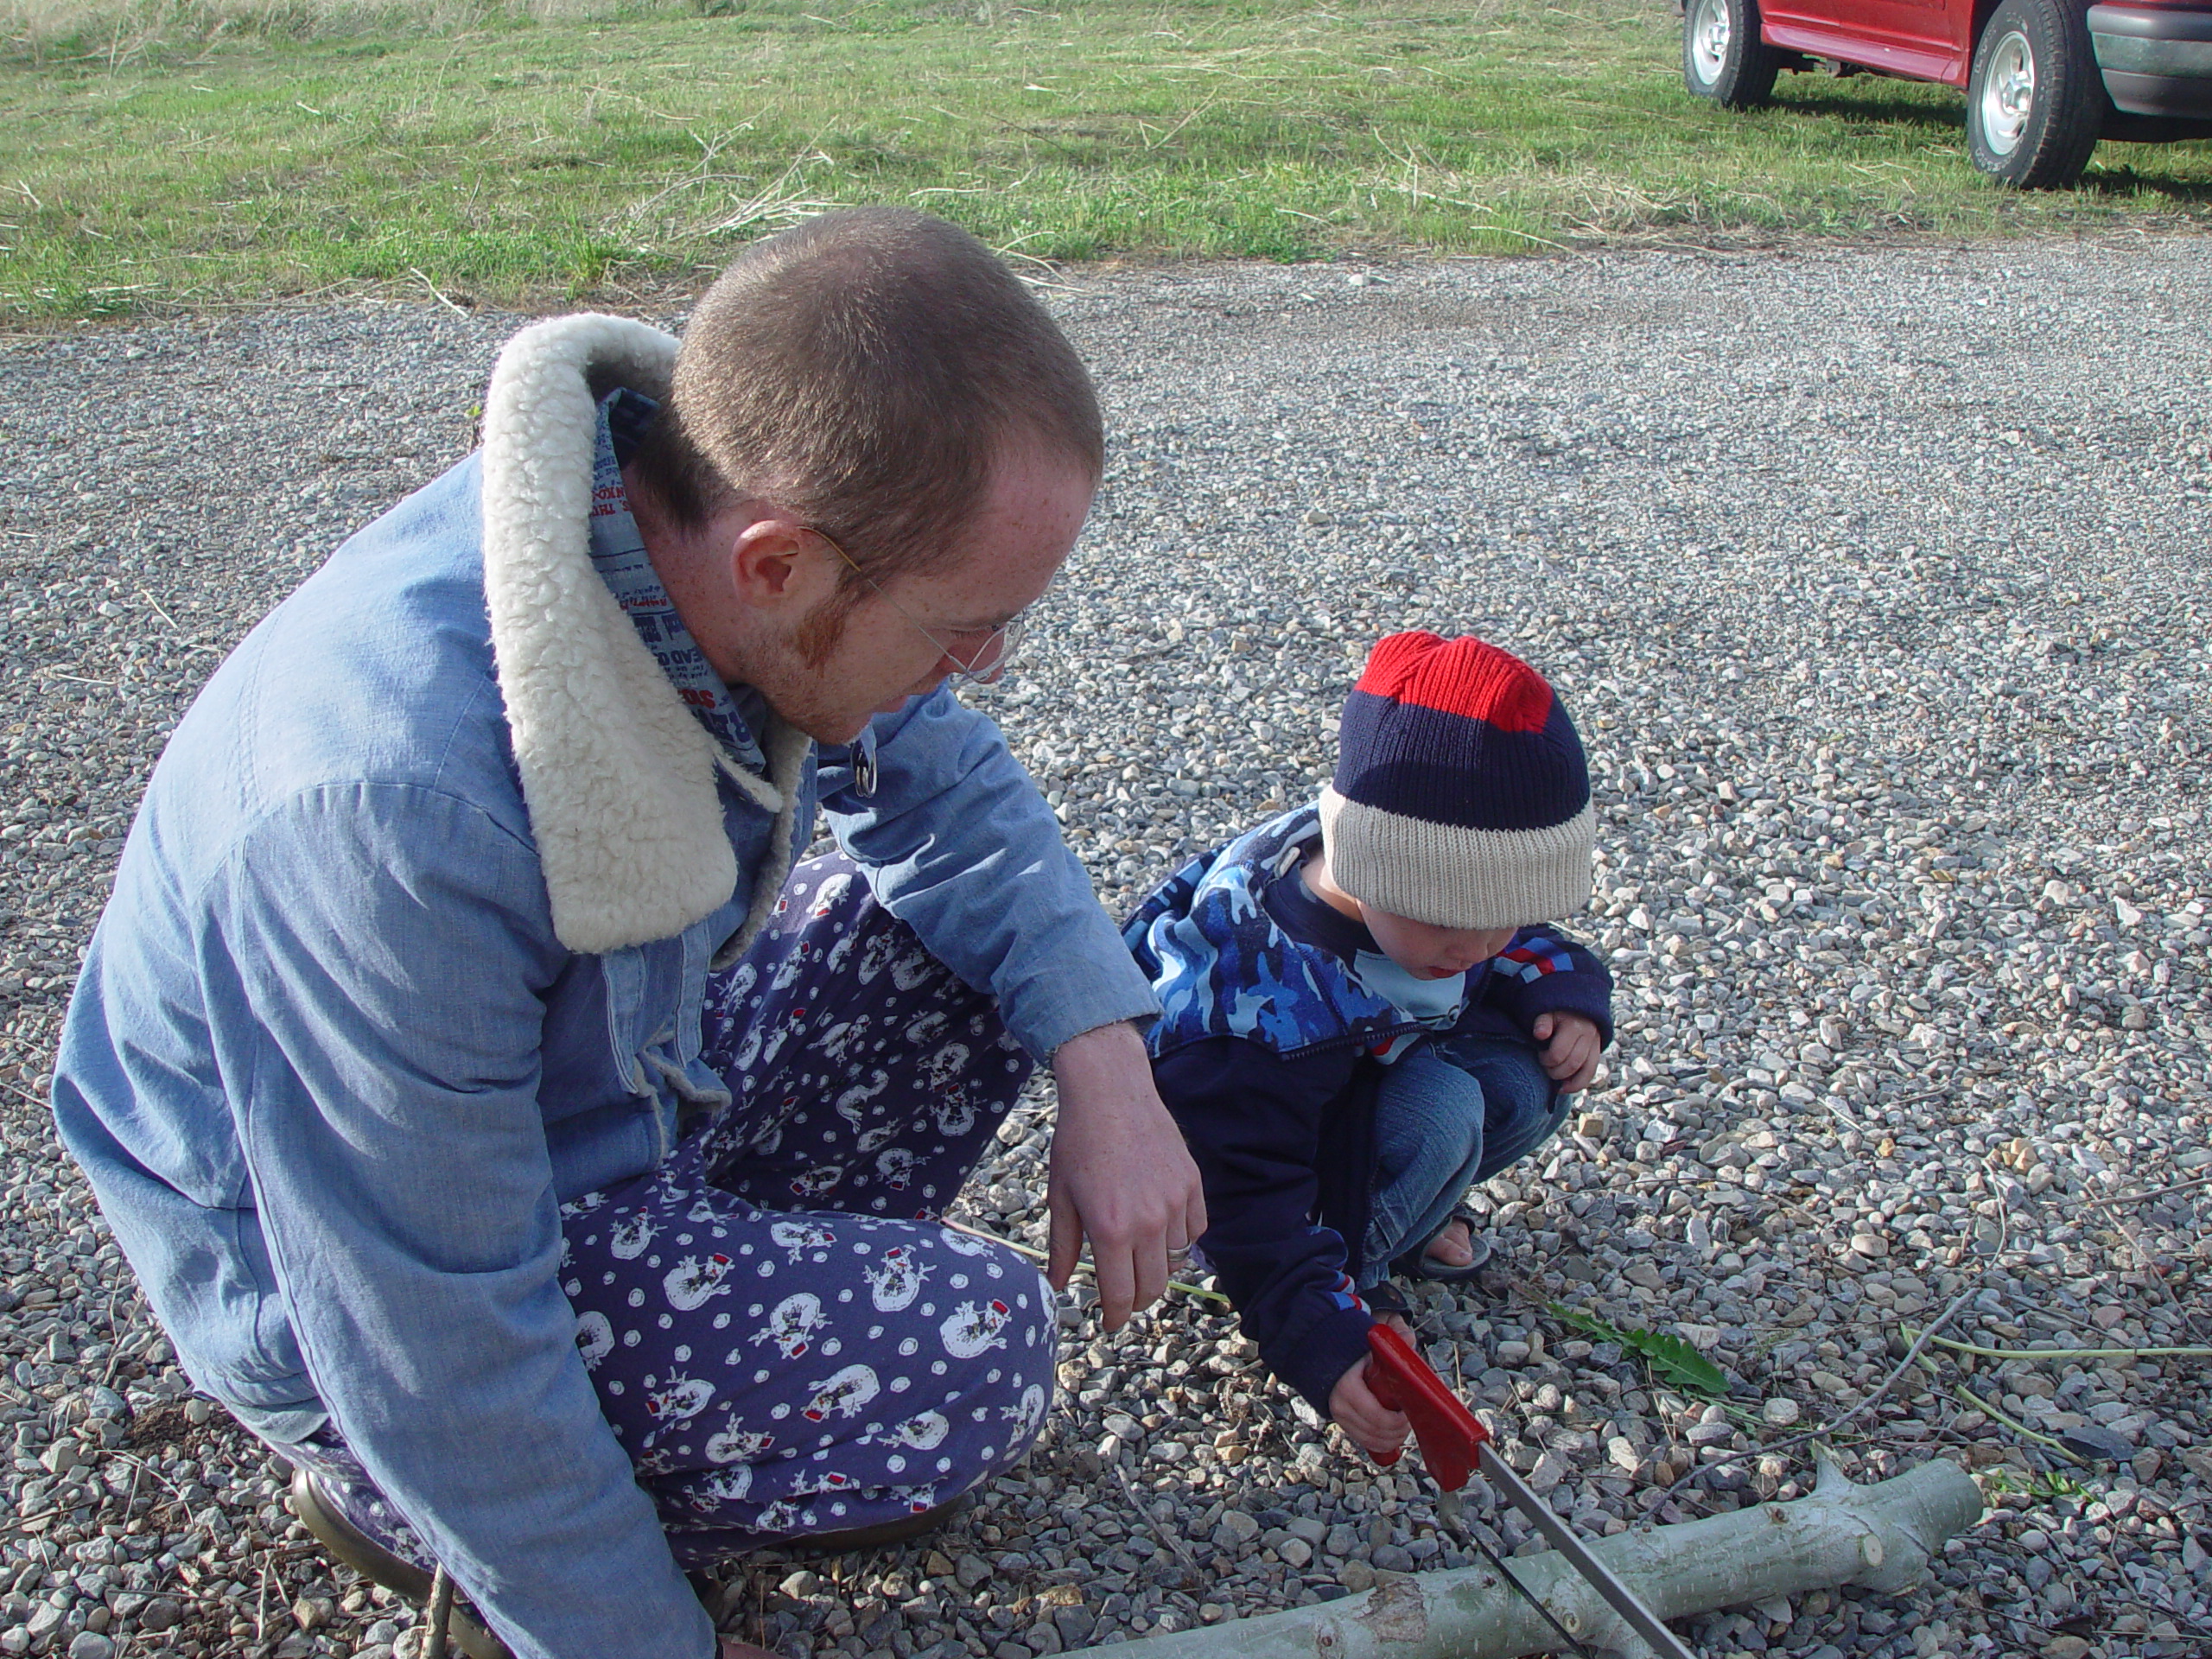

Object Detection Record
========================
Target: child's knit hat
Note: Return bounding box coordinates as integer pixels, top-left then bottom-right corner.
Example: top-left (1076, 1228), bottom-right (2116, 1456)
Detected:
top-left (1319, 632), bottom-right (1594, 930)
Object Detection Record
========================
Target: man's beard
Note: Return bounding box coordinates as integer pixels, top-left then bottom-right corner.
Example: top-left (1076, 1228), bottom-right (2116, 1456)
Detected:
top-left (791, 584), bottom-right (861, 670)
top-left (754, 590), bottom-right (880, 747)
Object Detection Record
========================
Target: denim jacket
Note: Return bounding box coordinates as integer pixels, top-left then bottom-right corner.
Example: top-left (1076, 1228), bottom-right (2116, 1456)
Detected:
top-left (52, 315), bottom-right (1156, 1659)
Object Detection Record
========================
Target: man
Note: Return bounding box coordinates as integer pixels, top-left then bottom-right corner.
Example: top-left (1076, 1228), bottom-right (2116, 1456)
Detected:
top-left (53, 209), bottom-right (1205, 1659)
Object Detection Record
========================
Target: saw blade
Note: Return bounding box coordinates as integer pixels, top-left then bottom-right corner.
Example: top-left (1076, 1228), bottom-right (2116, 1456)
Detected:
top-left (1477, 1441), bottom-right (1700, 1659)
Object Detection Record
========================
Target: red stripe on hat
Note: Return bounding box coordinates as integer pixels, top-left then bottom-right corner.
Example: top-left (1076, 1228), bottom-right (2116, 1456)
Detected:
top-left (1352, 632), bottom-right (1554, 733)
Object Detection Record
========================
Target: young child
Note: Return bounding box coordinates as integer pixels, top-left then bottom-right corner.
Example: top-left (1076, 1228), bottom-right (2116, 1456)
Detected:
top-left (1124, 632), bottom-right (1612, 1456)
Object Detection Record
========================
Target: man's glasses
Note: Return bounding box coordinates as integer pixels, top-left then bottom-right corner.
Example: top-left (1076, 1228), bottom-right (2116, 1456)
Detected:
top-left (806, 525), bottom-right (1028, 689)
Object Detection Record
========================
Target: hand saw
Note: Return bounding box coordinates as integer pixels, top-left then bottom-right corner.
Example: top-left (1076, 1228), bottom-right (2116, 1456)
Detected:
top-left (1364, 1322), bottom-right (1700, 1659)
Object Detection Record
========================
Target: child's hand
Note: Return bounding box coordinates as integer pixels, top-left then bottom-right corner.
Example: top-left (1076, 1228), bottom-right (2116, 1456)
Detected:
top-left (1330, 1318), bottom-right (1413, 1459)
top-left (1532, 1012), bottom-right (1602, 1092)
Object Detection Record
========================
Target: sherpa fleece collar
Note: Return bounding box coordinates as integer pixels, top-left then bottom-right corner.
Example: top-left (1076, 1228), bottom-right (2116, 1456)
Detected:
top-left (480, 312), bottom-right (812, 957)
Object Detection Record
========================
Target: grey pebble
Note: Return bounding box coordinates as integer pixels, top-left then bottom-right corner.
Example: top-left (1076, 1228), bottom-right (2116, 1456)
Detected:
top-left (2056, 1422), bottom-right (2137, 1463)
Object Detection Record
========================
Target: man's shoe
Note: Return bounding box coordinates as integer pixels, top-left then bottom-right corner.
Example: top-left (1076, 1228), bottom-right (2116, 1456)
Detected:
top-left (289, 1470), bottom-right (515, 1659)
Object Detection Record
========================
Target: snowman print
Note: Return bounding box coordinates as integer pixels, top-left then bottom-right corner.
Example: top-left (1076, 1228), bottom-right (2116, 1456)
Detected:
top-left (664, 1252), bottom-right (735, 1312)
top-left (769, 1218), bottom-right (837, 1262)
top-left (609, 1214), bottom-right (656, 1261)
top-left (752, 1292), bottom-right (827, 1359)
top-left (855, 930), bottom-right (902, 984)
top-left (940, 1300), bottom-right (1012, 1359)
top-left (865, 1245), bottom-right (930, 1312)
top-left (834, 1067), bottom-right (891, 1126)
top-left (802, 1363), bottom-right (880, 1423)
top-left (704, 1423), bottom-right (775, 1465)
top-left (931, 1091), bottom-right (976, 1141)
top-left (808, 873), bottom-right (855, 918)
top-left (686, 1465), bottom-right (753, 1512)
top-left (788, 1165), bottom-right (844, 1202)
top-left (919, 1043), bottom-right (970, 1093)
top-left (574, 1311), bottom-right (614, 1370)
top-left (643, 1374), bottom-right (715, 1439)
top-left (879, 1408), bottom-right (949, 1452)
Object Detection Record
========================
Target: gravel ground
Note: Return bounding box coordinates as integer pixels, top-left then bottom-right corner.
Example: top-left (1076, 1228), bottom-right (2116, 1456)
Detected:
top-left (0, 237), bottom-right (2209, 1659)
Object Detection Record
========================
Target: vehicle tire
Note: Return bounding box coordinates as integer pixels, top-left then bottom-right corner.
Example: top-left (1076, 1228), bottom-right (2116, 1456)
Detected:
top-left (1966, 0), bottom-right (2106, 187)
top-left (1684, 0), bottom-right (1783, 107)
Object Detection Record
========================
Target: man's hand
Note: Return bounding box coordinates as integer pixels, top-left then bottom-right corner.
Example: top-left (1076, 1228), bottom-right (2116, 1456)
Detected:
top-left (721, 1637), bottom-right (778, 1658)
top-left (1329, 1318), bottom-right (1412, 1459)
top-left (1047, 1021), bottom-right (1207, 1331)
top-left (1532, 1011), bottom-right (1603, 1093)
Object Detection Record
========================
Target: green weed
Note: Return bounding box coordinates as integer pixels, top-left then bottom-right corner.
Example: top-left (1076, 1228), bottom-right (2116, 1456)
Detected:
top-left (1980, 1465), bottom-right (2091, 1503)
top-left (1548, 1301), bottom-right (1730, 1396)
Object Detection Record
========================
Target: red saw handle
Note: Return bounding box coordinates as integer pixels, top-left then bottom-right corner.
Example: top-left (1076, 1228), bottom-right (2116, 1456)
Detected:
top-left (1363, 1322), bottom-right (1490, 1491)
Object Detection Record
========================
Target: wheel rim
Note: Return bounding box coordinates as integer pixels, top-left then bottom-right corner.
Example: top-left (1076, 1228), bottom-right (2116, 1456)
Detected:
top-left (1980, 28), bottom-right (2037, 156)
top-left (1691, 0), bottom-right (1733, 83)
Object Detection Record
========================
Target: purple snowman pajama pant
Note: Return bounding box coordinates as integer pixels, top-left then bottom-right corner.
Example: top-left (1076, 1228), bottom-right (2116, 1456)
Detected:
top-left (282, 850), bottom-right (1058, 1573)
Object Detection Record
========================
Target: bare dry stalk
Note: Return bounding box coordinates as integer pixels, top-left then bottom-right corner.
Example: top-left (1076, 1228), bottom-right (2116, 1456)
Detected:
top-left (1080, 1459), bottom-right (1986, 1659)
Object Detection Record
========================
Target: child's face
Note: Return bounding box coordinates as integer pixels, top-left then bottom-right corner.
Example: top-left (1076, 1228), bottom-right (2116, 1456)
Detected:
top-left (1358, 907), bottom-right (1518, 981)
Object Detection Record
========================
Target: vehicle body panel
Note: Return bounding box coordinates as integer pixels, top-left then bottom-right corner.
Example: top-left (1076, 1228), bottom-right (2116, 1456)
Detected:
top-left (2088, 2), bottom-right (2212, 113)
top-left (1757, 0), bottom-right (2212, 109)
top-left (1762, 0), bottom-right (1976, 83)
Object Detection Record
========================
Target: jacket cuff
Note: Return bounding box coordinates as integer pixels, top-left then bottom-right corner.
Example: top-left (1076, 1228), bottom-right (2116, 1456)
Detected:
top-left (1007, 923), bottom-right (1163, 1060)
top-left (1269, 1302), bottom-right (1376, 1418)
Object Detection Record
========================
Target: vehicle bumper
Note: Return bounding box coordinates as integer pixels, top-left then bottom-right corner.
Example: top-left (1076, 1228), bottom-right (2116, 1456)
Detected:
top-left (2089, 4), bottom-right (2212, 117)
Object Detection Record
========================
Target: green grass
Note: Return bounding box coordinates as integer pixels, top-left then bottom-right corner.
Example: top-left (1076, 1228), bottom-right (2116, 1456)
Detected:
top-left (3, 0), bottom-right (2210, 321)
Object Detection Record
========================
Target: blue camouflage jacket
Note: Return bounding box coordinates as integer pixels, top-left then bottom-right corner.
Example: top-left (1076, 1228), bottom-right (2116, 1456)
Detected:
top-left (1123, 805), bottom-right (1611, 1408)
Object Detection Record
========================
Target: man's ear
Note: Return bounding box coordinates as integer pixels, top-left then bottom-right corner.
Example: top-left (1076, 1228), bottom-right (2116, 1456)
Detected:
top-left (728, 515), bottom-right (834, 612)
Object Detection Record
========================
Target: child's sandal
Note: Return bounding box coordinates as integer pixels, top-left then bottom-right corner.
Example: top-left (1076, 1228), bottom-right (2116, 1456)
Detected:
top-left (1389, 1205), bottom-right (1491, 1284)
top-left (1362, 1280), bottom-right (1415, 1320)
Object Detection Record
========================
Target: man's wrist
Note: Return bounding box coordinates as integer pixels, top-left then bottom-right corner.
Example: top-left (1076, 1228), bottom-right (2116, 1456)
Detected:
top-left (1051, 1018), bottom-right (1141, 1068)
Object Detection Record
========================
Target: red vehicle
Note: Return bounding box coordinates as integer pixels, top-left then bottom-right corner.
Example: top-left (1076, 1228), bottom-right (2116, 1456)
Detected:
top-left (1683, 0), bottom-right (2212, 185)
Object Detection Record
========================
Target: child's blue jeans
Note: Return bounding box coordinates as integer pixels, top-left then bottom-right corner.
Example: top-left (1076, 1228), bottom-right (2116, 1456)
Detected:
top-left (1357, 1033), bottom-right (1568, 1287)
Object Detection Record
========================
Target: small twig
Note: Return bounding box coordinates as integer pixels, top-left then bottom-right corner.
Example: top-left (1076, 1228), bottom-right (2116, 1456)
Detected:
top-left (407, 267), bottom-right (467, 319)
top-left (1908, 1330), bottom-right (2212, 1363)
top-left (940, 1218), bottom-right (1230, 1306)
top-left (1106, 1444), bottom-right (1200, 1574)
top-left (1140, 94), bottom-right (1217, 151)
top-left (109, 1448), bottom-right (187, 1501)
top-left (2084, 1173), bottom-right (2212, 1208)
top-left (1639, 1287), bottom-right (1976, 1524)
top-left (1953, 1385), bottom-right (2083, 1464)
top-left (136, 588), bottom-right (197, 641)
top-left (424, 1565), bottom-right (455, 1659)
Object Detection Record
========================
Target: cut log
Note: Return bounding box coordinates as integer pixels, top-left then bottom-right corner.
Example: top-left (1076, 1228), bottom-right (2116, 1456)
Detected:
top-left (1082, 1458), bottom-right (1983, 1658)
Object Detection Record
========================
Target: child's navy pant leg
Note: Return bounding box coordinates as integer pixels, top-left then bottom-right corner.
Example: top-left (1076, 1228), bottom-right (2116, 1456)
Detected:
top-left (1359, 1034), bottom-right (1568, 1286)
top-left (558, 850), bottom-right (1055, 1563)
